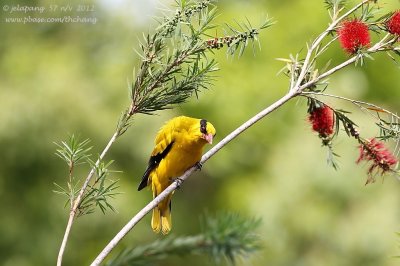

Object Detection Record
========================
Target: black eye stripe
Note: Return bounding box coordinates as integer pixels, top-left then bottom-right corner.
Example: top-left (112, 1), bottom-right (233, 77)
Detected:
top-left (200, 119), bottom-right (207, 134)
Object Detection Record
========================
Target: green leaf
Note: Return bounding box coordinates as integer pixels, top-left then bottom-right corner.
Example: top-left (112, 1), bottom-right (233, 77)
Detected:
top-left (106, 212), bottom-right (262, 266)
top-left (76, 159), bottom-right (121, 217)
top-left (54, 134), bottom-right (92, 166)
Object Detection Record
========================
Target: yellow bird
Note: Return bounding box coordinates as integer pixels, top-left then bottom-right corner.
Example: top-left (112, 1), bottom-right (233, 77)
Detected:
top-left (138, 116), bottom-right (216, 234)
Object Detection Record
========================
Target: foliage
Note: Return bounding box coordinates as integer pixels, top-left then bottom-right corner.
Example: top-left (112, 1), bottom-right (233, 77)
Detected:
top-left (276, 0), bottom-right (400, 182)
top-left (106, 212), bottom-right (261, 266)
top-left (54, 135), bottom-right (119, 216)
top-left (117, 0), bottom-right (273, 134)
top-left (78, 159), bottom-right (120, 216)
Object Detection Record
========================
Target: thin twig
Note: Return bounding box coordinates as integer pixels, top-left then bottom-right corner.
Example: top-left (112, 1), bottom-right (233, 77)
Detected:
top-left (291, 0), bottom-right (370, 92)
top-left (300, 91), bottom-right (400, 121)
top-left (57, 132), bottom-right (119, 266)
top-left (298, 36), bottom-right (394, 93)
top-left (298, 54), bottom-right (359, 93)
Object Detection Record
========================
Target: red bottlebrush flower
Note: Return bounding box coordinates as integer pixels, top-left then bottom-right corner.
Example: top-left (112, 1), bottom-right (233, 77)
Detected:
top-left (356, 138), bottom-right (398, 184)
top-left (308, 105), bottom-right (335, 137)
top-left (386, 11), bottom-right (400, 35)
top-left (338, 19), bottom-right (371, 54)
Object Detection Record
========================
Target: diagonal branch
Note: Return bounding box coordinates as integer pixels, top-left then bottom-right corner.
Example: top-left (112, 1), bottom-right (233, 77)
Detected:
top-left (90, 90), bottom-right (298, 266)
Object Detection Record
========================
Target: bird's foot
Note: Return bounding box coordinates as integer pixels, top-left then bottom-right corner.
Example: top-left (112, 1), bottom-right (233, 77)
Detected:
top-left (174, 177), bottom-right (184, 189)
top-left (195, 162), bottom-right (203, 171)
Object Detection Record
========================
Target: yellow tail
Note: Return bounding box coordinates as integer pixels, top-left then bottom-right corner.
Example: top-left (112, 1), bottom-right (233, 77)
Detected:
top-left (151, 195), bottom-right (172, 235)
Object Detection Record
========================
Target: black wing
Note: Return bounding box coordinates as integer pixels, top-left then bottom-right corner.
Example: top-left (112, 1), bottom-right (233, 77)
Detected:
top-left (137, 141), bottom-right (174, 191)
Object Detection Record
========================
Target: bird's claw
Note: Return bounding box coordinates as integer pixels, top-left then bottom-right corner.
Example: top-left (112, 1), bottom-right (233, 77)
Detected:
top-left (195, 162), bottom-right (203, 171)
top-left (174, 177), bottom-right (184, 189)
top-left (172, 162), bottom-right (202, 190)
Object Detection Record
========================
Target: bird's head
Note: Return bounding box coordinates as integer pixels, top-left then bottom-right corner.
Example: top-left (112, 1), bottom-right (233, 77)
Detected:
top-left (194, 119), bottom-right (216, 144)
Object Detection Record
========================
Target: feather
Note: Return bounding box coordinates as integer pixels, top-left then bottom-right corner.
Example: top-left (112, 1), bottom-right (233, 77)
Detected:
top-left (138, 141), bottom-right (174, 191)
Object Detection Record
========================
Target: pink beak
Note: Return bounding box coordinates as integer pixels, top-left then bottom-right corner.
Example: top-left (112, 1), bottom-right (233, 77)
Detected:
top-left (203, 133), bottom-right (213, 144)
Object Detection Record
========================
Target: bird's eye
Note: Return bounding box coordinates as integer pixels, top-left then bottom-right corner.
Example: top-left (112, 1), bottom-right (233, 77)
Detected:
top-left (200, 119), bottom-right (207, 134)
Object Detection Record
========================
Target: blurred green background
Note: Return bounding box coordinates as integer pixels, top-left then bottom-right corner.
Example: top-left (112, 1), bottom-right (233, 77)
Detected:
top-left (1, 0), bottom-right (400, 265)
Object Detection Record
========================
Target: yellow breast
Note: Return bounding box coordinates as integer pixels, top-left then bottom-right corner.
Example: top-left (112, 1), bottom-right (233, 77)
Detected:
top-left (154, 137), bottom-right (204, 187)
